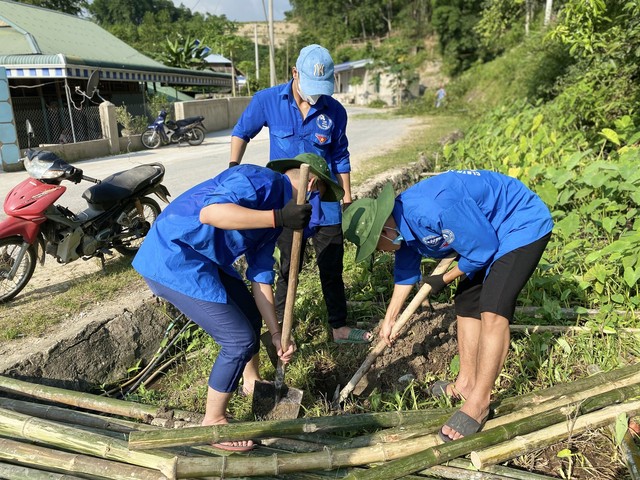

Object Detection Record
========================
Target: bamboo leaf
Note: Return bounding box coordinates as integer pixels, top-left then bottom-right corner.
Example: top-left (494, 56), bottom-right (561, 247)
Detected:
top-left (615, 412), bottom-right (628, 446)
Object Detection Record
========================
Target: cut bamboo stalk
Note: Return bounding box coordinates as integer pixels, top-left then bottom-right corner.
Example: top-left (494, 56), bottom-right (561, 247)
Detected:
top-left (493, 361), bottom-right (640, 417)
top-left (621, 431), bottom-right (640, 480)
top-left (335, 255), bottom-right (457, 406)
top-left (0, 437), bottom-right (167, 480)
top-left (515, 306), bottom-right (640, 319)
top-left (424, 459), bottom-right (558, 480)
top-left (470, 399), bottom-right (640, 469)
top-left (0, 461), bottom-right (85, 480)
top-left (332, 414), bottom-right (453, 449)
top-left (336, 364), bottom-right (640, 449)
top-left (128, 409), bottom-right (447, 449)
top-left (420, 464), bottom-right (511, 479)
top-left (174, 435), bottom-right (440, 478)
top-left (0, 397), bottom-right (159, 434)
top-left (0, 407), bottom-right (178, 479)
top-left (0, 375), bottom-right (200, 424)
top-left (340, 382), bottom-right (640, 480)
top-left (510, 324), bottom-right (640, 334)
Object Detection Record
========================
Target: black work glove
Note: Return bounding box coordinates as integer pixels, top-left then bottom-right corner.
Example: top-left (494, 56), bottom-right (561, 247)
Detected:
top-left (424, 273), bottom-right (447, 296)
top-left (228, 161), bottom-right (239, 168)
top-left (273, 199), bottom-right (312, 229)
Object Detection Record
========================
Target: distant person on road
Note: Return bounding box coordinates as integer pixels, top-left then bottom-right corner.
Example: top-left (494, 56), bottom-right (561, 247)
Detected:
top-left (132, 154), bottom-right (343, 452)
top-left (342, 170), bottom-right (553, 443)
top-left (229, 44), bottom-right (372, 345)
top-left (435, 85), bottom-right (446, 108)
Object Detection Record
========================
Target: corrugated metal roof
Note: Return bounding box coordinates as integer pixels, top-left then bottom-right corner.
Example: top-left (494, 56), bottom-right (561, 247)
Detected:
top-left (334, 59), bottom-right (373, 73)
top-left (0, 0), bottom-right (231, 86)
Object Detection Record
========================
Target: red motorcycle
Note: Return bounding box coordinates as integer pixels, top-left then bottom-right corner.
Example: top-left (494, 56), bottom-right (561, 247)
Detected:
top-left (0, 149), bottom-right (170, 302)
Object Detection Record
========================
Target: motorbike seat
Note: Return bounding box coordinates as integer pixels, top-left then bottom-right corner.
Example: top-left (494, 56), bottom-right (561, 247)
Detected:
top-left (175, 116), bottom-right (204, 128)
top-left (82, 163), bottom-right (165, 209)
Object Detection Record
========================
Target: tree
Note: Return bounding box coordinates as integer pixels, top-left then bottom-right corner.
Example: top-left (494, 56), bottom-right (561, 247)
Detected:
top-left (87, 0), bottom-right (192, 26)
top-left (159, 34), bottom-right (209, 70)
top-left (16, 0), bottom-right (85, 15)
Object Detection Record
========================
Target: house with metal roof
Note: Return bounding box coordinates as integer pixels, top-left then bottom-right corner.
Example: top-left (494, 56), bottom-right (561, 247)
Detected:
top-left (0, 0), bottom-right (231, 157)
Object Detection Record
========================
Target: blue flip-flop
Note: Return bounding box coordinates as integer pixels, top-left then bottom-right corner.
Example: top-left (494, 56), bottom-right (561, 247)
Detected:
top-left (439, 410), bottom-right (488, 443)
top-left (334, 328), bottom-right (372, 344)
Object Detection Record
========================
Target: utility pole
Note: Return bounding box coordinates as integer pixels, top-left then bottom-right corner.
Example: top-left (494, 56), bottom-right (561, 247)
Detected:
top-left (268, 0), bottom-right (276, 86)
top-left (254, 23), bottom-right (260, 81)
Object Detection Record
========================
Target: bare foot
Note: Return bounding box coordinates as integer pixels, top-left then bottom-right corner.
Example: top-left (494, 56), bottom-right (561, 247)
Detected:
top-left (204, 417), bottom-right (254, 451)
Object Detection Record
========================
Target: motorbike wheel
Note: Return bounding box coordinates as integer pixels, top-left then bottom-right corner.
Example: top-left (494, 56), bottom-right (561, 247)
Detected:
top-left (0, 237), bottom-right (37, 303)
top-left (141, 129), bottom-right (162, 149)
top-left (187, 127), bottom-right (205, 146)
top-left (114, 197), bottom-right (161, 256)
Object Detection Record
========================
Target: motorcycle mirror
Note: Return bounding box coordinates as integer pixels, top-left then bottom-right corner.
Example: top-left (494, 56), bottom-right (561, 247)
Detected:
top-left (26, 120), bottom-right (34, 148)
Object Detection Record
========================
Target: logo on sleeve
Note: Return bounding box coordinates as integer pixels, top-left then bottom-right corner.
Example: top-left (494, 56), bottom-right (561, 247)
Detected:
top-left (442, 229), bottom-right (455, 246)
top-left (316, 114), bottom-right (333, 130)
top-left (422, 234), bottom-right (443, 247)
top-left (315, 133), bottom-right (328, 144)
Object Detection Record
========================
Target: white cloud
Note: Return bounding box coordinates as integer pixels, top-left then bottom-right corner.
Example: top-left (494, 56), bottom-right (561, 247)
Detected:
top-left (174, 0), bottom-right (292, 22)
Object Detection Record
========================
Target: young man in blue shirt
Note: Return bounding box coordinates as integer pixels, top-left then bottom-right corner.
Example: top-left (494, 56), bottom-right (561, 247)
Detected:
top-left (229, 44), bottom-right (371, 345)
top-left (133, 153), bottom-right (343, 451)
top-left (342, 171), bottom-right (553, 442)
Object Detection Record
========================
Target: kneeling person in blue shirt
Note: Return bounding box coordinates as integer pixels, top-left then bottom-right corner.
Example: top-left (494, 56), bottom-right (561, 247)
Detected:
top-left (133, 153), bottom-right (343, 452)
top-left (342, 170), bottom-right (553, 443)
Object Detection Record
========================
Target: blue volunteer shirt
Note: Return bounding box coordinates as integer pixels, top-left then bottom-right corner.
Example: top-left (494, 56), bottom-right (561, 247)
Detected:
top-left (392, 170), bottom-right (554, 285)
top-left (132, 165), bottom-right (291, 303)
top-left (232, 80), bottom-right (350, 226)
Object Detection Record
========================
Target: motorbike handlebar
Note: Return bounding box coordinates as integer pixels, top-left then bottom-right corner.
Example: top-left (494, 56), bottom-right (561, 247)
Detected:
top-left (82, 175), bottom-right (101, 184)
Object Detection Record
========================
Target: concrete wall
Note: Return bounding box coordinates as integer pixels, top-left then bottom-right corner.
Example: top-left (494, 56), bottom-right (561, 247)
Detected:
top-left (175, 96), bottom-right (251, 132)
top-left (4, 95), bottom-right (252, 171)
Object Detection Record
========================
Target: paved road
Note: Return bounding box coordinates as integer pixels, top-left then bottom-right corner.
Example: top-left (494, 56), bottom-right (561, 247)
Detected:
top-left (0, 107), bottom-right (418, 216)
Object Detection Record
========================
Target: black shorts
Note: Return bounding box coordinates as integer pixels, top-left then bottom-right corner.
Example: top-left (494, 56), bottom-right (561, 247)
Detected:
top-left (454, 232), bottom-right (551, 322)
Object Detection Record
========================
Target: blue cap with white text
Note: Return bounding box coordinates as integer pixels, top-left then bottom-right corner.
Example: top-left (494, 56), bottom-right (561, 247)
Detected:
top-left (296, 44), bottom-right (335, 96)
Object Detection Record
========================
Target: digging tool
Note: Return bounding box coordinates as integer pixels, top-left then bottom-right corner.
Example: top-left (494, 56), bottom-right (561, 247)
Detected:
top-left (252, 164), bottom-right (309, 420)
top-left (332, 255), bottom-right (457, 408)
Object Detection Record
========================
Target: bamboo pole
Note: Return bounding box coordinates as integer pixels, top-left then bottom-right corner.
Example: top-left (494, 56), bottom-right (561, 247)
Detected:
top-left (470, 399), bottom-right (640, 469)
top-left (128, 409), bottom-right (447, 449)
top-left (174, 435), bottom-right (440, 478)
top-left (0, 437), bottom-right (168, 480)
top-left (0, 397), bottom-right (159, 434)
top-left (621, 431), bottom-right (640, 480)
top-left (0, 407), bottom-right (179, 479)
top-left (340, 382), bottom-right (640, 480)
top-left (515, 306), bottom-right (640, 320)
top-left (423, 459), bottom-right (558, 480)
top-left (510, 324), bottom-right (640, 334)
top-left (492, 361), bottom-right (640, 417)
top-left (335, 255), bottom-right (457, 406)
top-left (0, 375), bottom-right (202, 425)
top-left (0, 461), bottom-right (85, 480)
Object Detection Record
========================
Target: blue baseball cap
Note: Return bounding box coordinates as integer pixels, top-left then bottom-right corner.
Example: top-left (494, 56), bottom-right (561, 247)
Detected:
top-left (296, 44), bottom-right (335, 96)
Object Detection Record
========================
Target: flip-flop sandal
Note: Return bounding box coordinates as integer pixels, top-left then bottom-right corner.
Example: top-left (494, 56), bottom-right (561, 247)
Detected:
top-left (438, 410), bottom-right (488, 443)
top-left (334, 328), bottom-right (372, 344)
top-left (429, 380), bottom-right (462, 400)
top-left (211, 440), bottom-right (255, 452)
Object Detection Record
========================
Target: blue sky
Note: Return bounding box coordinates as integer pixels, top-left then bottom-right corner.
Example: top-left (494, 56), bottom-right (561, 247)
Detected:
top-left (173, 0), bottom-right (292, 22)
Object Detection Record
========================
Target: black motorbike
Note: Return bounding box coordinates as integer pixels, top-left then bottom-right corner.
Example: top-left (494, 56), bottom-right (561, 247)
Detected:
top-left (141, 110), bottom-right (206, 149)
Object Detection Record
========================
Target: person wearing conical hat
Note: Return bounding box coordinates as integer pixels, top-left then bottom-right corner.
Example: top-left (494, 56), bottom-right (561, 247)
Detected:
top-left (343, 170), bottom-right (553, 442)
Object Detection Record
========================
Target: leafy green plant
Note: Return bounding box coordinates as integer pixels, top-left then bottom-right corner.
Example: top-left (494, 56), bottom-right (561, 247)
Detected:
top-left (115, 105), bottom-right (148, 136)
